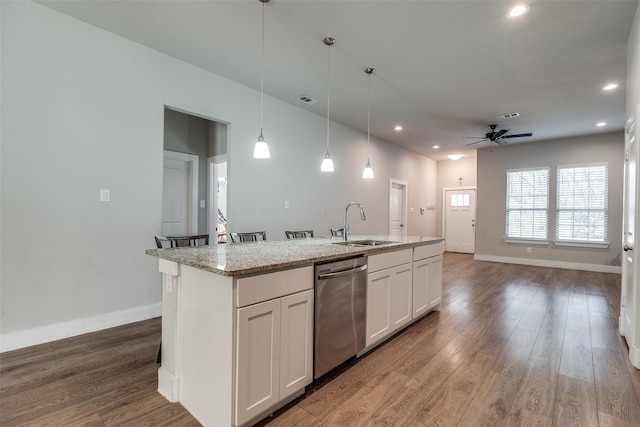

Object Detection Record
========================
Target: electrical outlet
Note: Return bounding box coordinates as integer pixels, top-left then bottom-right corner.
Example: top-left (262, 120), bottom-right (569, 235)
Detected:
top-left (165, 276), bottom-right (173, 293)
top-left (527, 247), bottom-right (532, 254)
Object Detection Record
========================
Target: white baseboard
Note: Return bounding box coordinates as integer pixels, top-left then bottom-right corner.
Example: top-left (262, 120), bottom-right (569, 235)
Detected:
top-left (473, 254), bottom-right (622, 274)
top-left (0, 303), bottom-right (162, 353)
top-left (158, 366), bottom-right (180, 402)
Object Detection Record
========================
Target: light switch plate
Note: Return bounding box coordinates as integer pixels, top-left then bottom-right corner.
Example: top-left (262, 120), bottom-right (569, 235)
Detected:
top-left (100, 189), bottom-right (110, 202)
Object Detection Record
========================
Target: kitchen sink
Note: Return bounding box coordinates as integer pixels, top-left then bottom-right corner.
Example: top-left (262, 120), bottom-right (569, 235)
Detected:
top-left (333, 239), bottom-right (395, 247)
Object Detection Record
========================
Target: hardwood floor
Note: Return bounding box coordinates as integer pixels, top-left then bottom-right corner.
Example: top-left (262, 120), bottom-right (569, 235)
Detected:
top-left (2, 253), bottom-right (639, 426)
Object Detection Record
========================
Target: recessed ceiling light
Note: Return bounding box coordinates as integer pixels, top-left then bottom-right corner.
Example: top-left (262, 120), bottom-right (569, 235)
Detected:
top-left (394, 125), bottom-right (403, 131)
top-left (448, 154), bottom-right (463, 160)
top-left (602, 83), bottom-right (618, 91)
top-left (508, 3), bottom-right (530, 17)
top-left (596, 122), bottom-right (607, 127)
top-left (433, 145), bottom-right (440, 149)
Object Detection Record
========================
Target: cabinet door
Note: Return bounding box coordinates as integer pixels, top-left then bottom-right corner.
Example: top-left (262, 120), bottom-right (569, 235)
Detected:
top-left (280, 290), bottom-right (313, 400)
top-left (366, 263), bottom-right (413, 347)
top-left (427, 255), bottom-right (443, 309)
top-left (389, 263), bottom-right (413, 332)
top-left (366, 269), bottom-right (392, 347)
top-left (236, 299), bottom-right (281, 426)
top-left (413, 259), bottom-right (430, 317)
top-left (413, 256), bottom-right (443, 319)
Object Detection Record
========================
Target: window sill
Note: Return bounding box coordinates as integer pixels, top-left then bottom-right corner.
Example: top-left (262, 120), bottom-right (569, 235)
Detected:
top-left (504, 238), bottom-right (550, 245)
top-left (554, 240), bottom-right (610, 249)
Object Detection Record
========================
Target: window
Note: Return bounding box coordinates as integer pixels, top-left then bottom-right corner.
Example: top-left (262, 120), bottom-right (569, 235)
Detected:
top-left (506, 168), bottom-right (549, 240)
top-left (556, 163), bottom-right (608, 242)
top-left (451, 193), bottom-right (470, 207)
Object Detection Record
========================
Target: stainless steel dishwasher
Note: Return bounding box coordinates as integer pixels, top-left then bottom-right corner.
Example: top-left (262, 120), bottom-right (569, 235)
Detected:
top-left (314, 256), bottom-right (367, 379)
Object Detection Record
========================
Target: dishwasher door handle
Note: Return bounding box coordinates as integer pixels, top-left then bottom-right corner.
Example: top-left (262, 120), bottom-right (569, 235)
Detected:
top-left (317, 264), bottom-right (367, 279)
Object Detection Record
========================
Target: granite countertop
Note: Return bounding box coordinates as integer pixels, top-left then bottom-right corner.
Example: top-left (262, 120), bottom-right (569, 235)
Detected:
top-left (145, 235), bottom-right (443, 277)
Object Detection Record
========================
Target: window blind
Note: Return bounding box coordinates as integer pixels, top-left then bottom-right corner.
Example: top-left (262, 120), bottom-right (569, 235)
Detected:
top-left (556, 163), bottom-right (608, 242)
top-left (506, 168), bottom-right (549, 239)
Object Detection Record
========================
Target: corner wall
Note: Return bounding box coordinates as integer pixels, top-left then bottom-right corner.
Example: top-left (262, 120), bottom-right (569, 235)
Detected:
top-left (0, 2), bottom-right (437, 350)
top-left (476, 132), bottom-right (624, 272)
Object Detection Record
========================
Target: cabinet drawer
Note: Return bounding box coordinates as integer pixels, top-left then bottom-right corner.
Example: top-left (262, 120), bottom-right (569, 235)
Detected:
top-left (413, 242), bottom-right (443, 261)
top-left (368, 249), bottom-right (412, 272)
top-left (236, 265), bottom-right (313, 307)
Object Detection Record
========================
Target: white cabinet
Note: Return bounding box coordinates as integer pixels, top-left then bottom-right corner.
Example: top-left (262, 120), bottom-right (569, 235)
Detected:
top-left (236, 299), bottom-right (281, 423)
top-left (279, 290), bottom-right (314, 400)
top-left (413, 242), bottom-right (443, 318)
top-left (235, 267), bottom-right (313, 426)
top-left (366, 249), bottom-right (413, 348)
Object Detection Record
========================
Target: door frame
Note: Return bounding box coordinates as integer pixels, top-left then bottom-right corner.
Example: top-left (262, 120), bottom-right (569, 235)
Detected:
top-left (208, 155), bottom-right (227, 244)
top-left (163, 150), bottom-right (199, 235)
top-left (442, 186), bottom-right (477, 253)
top-left (621, 108), bottom-right (640, 366)
top-left (389, 179), bottom-right (408, 237)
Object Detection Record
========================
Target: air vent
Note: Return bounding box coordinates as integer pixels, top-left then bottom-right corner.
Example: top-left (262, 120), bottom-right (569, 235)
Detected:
top-left (496, 112), bottom-right (520, 120)
top-left (296, 95), bottom-right (319, 105)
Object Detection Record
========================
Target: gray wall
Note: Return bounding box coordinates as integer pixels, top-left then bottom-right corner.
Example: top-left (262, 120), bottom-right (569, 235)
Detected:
top-left (476, 132), bottom-right (624, 267)
top-left (0, 1), bottom-right (437, 343)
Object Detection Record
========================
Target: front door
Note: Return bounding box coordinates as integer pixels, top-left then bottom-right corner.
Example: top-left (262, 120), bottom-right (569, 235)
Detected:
top-left (444, 188), bottom-right (476, 253)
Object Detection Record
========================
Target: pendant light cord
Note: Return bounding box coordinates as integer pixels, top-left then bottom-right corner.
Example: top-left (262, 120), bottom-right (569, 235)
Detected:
top-left (260, 0), bottom-right (265, 136)
top-left (367, 71), bottom-right (371, 161)
top-left (326, 42), bottom-right (331, 152)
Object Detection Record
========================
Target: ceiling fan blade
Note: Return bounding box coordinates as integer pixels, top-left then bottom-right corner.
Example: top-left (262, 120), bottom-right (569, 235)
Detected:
top-left (504, 133), bottom-right (533, 138)
top-left (465, 139), bottom-right (487, 146)
top-left (495, 138), bottom-right (508, 145)
top-left (493, 129), bottom-right (509, 139)
top-left (462, 136), bottom-right (485, 139)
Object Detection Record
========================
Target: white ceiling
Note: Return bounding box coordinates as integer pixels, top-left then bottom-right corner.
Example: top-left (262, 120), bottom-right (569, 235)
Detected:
top-left (39, 0), bottom-right (638, 161)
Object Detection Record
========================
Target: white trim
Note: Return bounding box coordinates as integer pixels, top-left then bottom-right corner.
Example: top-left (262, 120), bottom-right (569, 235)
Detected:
top-left (0, 303), bottom-right (162, 353)
top-left (158, 367), bottom-right (180, 402)
top-left (504, 238), bottom-right (550, 245)
top-left (208, 155), bottom-right (227, 244)
top-left (163, 150), bottom-right (199, 235)
top-left (473, 254), bottom-right (621, 274)
top-left (554, 240), bottom-right (610, 249)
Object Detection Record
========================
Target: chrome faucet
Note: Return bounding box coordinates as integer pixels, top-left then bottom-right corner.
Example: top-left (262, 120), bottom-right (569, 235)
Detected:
top-left (344, 202), bottom-right (366, 241)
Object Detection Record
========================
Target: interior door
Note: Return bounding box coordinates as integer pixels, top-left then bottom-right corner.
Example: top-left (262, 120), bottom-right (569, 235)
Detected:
top-left (622, 115), bottom-right (637, 348)
top-left (389, 180), bottom-right (407, 237)
top-left (162, 158), bottom-right (190, 236)
top-left (444, 188), bottom-right (476, 253)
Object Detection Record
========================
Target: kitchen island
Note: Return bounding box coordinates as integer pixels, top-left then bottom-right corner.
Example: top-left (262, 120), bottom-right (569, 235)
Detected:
top-left (146, 235), bottom-right (443, 427)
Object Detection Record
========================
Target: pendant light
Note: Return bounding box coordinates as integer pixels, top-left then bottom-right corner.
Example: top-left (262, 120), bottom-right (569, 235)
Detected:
top-left (362, 67), bottom-right (375, 179)
top-left (320, 37), bottom-right (335, 172)
top-left (253, 0), bottom-right (271, 159)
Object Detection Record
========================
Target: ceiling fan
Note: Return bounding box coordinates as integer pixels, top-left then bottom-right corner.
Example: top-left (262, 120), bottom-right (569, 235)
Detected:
top-left (464, 124), bottom-right (533, 145)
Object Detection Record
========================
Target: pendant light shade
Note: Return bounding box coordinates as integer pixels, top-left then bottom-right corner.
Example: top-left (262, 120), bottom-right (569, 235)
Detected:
top-left (253, 131), bottom-right (270, 158)
top-left (321, 37), bottom-right (336, 172)
top-left (363, 67), bottom-right (375, 179)
top-left (362, 160), bottom-right (374, 179)
top-left (321, 150), bottom-right (334, 172)
top-left (253, 0), bottom-right (271, 159)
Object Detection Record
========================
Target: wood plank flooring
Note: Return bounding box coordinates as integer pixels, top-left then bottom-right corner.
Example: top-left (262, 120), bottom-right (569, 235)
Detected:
top-left (2, 253), bottom-right (639, 426)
